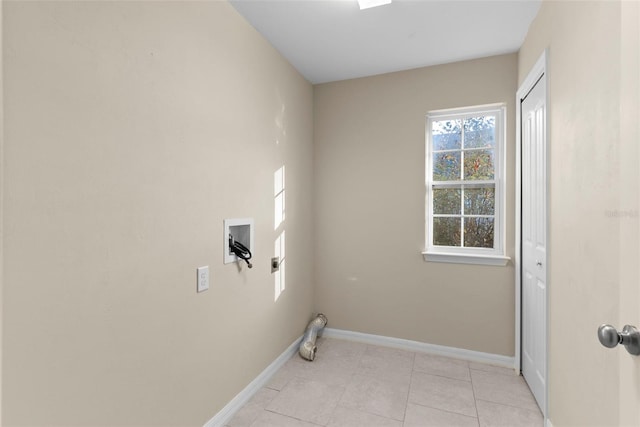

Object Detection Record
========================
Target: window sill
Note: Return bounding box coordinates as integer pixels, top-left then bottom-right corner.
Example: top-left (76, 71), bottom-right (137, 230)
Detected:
top-left (422, 251), bottom-right (510, 266)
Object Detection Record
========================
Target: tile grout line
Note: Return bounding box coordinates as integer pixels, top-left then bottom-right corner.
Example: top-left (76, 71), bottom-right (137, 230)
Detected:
top-left (325, 372), bottom-right (354, 425)
top-left (469, 365), bottom-right (542, 420)
top-left (405, 400), bottom-right (480, 421)
top-left (474, 397), bottom-right (543, 414)
top-left (262, 408), bottom-right (325, 426)
top-left (402, 350), bottom-right (418, 423)
top-left (469, 367), bottom-right (519, 378)
top-left (411, 370), bottom-right (473, 383)
top-left (326, 339), bottom-right (367, 427)
top-left (469, 361), bottom-right (482, 424)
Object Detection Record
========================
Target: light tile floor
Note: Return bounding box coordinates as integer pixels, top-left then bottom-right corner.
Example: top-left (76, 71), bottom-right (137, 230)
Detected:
top-left (226, 337), bottom-right (543, 427)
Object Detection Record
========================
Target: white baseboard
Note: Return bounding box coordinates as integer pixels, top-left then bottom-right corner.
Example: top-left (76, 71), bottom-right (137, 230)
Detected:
top-left (321, 328), bottom-right (516, 370)
top-left (205, 328), bottom-right (517, 426)
top-left (203, 335), bottom-right (302, 427)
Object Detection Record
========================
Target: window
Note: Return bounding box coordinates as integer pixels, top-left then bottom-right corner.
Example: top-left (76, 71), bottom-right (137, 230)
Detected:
top-left (424, 104), bottom-right (509, 266)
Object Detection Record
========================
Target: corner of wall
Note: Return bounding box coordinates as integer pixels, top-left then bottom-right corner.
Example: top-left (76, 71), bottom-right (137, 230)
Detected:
top-left (0, 0), bottom-right (5, 422)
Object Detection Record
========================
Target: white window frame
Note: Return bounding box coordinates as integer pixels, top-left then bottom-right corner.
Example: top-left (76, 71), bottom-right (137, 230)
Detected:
top-left (423, 103), bottom-right (510, 266)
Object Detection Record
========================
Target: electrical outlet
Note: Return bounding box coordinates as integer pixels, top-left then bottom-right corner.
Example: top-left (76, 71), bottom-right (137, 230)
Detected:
top-left (197, 266), bottom-right (209, 293)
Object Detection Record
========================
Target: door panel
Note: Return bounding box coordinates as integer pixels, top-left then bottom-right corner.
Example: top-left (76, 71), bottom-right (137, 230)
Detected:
top-left (521, 75), bottom-right (546, 412)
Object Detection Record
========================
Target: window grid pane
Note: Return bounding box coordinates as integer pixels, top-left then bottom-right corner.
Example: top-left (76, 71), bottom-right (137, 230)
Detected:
top-left (432, 119), bottom-right (462, 151)
top-left (431, 184), bottom-right (496, 249)
top-left (433, 217), bottom-right (461, 246)
top-left (463, 149), bottom-right (495, 180)
top-left (464, 217), bottom-right (495, 248)
top-left (433, 188), bottom-right (461, 215)
top-left (463, 116), bottom-right (496, 149)
top-left (433, 152), bottom-right (461, 181)
top-left (464, 186), bottom-right (495, 215)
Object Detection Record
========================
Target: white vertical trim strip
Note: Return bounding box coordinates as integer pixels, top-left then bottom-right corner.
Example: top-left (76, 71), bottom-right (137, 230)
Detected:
top-left (0, 1), bottom-right (4, 422)
top-left (543, 47), bottom-right (551, 427)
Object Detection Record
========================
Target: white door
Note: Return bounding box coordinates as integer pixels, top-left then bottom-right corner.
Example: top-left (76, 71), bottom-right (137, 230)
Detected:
top-left (521, 73), bottom-right (547, 412)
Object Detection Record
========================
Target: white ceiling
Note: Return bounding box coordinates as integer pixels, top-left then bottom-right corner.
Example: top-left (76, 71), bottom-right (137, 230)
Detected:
top-left (229, 0), bottom-right (541, 84)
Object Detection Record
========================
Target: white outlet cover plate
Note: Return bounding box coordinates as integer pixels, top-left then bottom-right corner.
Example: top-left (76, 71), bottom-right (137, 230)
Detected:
top-left (197, 266), bottom-right (209, 293)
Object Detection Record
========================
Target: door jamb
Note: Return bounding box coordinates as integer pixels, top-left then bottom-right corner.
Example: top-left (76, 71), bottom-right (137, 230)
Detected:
top-left (515, 49), bottom-right (549, 420)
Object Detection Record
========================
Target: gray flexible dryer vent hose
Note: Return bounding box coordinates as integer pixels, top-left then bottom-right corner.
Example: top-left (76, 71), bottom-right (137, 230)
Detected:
top-left (299, 313), bottom-right (328, 361)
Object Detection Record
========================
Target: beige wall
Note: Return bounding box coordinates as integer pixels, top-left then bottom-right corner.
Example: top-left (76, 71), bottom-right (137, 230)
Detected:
top-left (0, 0), bottom-right (4, 423)
top-left (313, 54), bottom-right (518, 356)
top-left (1, 1), bottom-right (313, 425)
top-left (519, 0), bottom-right (640, 425)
